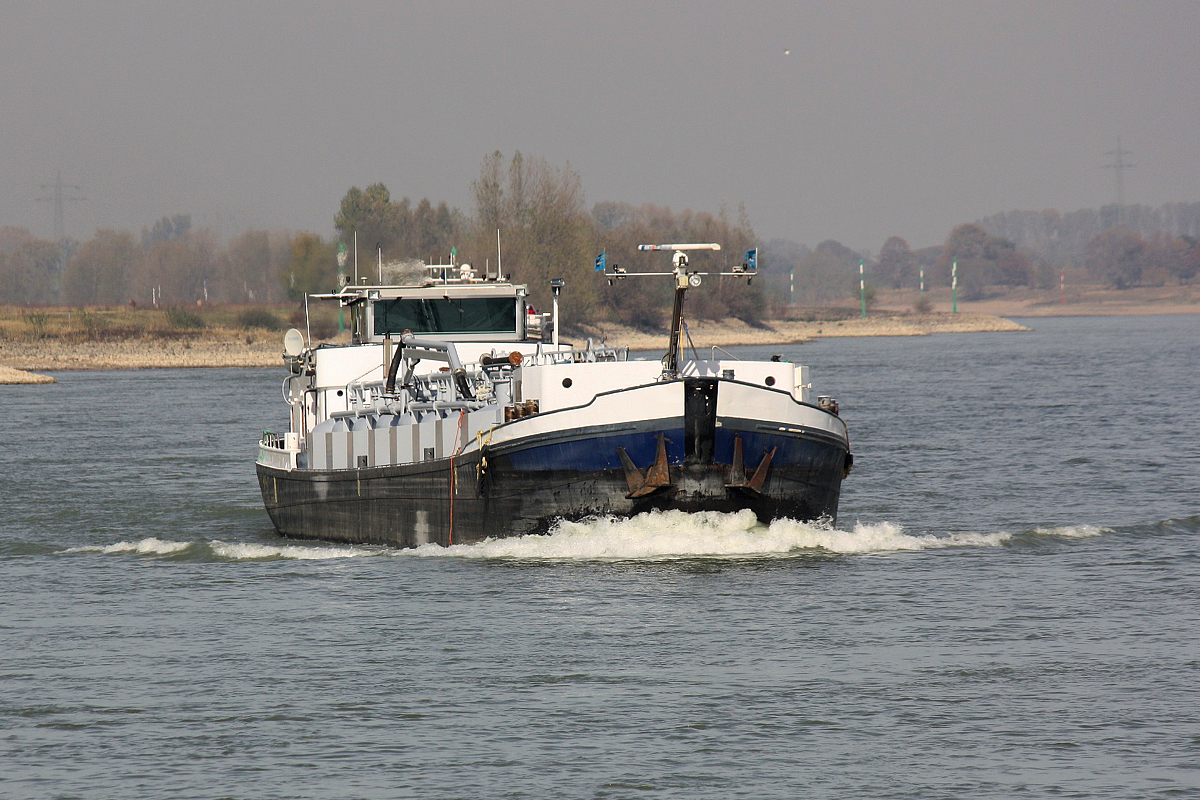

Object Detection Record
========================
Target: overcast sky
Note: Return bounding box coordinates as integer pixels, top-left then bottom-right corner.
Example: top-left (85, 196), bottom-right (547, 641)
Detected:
top-left (3, 0), bottom-right (1197, 253)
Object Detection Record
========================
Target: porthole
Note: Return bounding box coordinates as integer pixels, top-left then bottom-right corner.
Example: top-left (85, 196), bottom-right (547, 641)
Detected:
top-left (562, 377), bottom-right (573, 388)
top-left (765, 376), bottom-right (776, 387)
top-left (336, 389), bottom-right (344, 396)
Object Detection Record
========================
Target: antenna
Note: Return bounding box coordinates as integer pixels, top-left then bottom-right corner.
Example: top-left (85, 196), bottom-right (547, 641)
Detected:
top-left (1104, 138), bottom-right (1135, 225)
top-left (600, 243), bottom-right (755, 377)
top-left (496, 229), bottom-right (503, 280)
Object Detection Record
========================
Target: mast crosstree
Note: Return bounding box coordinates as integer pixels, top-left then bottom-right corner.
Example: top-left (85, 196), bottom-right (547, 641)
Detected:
top-left (601, 242), bottom-right (757, 377)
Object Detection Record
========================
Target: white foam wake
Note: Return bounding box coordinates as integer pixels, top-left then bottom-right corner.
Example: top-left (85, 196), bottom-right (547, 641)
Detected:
top-left (407, 510), bottom-right (1022, 561)
top-left (65, 537), bottom-right (379, 561)
top-left (1031, 524), bottom-right (1106, 539)
top-left (207, 540), bottom-right (378, 561)
top-left (62, 516), bottom-right (1110, 563)
top-left (66, 537), bottom-right (193, 556)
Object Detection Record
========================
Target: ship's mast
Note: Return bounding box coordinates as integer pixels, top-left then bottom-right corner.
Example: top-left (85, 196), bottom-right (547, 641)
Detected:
top-left (664, 250), bottom-right (697, 375)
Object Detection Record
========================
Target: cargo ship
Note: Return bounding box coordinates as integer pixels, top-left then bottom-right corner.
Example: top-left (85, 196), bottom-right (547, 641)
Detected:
top-left (256, 243), bottom-right (852, 547)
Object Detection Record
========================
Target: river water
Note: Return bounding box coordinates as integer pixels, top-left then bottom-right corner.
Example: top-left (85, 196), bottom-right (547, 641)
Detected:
top-left (2, 315), bottom-right (1198, 799)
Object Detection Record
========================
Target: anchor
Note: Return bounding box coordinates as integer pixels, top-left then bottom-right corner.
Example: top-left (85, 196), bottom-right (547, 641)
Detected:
top-left (617, 433), bottom-right (674, 498)
top-left (725, 435), bottom-right (776, 495)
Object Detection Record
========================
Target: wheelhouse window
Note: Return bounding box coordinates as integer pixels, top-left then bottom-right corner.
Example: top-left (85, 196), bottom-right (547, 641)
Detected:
top-left (373, 297), bottom-right (517, 336)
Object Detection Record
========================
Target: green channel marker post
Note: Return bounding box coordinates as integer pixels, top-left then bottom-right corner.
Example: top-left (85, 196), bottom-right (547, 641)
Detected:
top-left (952, 259), bottom-right (958, 313)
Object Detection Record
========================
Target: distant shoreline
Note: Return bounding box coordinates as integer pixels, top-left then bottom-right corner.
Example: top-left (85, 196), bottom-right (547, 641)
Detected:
top-left (1, 312), bottom-right (1020, 380)
top-left (577, 312), bottom-right (1029, 351)
top-left (3, 299), bottom-right (1198, 382)
top-left (873, 283), bottom-right (1200, 319)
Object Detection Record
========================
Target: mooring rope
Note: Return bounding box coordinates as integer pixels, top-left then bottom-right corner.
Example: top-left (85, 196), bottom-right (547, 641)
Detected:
top-left (448, 408), bottom-right (467, 545)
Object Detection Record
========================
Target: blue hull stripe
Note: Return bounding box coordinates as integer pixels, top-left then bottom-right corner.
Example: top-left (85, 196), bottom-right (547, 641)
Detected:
top-left (498, 423), bottom-right (845, 473)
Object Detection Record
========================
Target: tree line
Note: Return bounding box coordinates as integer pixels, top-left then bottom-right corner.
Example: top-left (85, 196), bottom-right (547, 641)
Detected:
top-left (0, 218), bottom-right (320, 308)
top-left (977, 203), bottom-right (1200, 269)
top-left (769, 216), bottom-right (1197, 307)
top-left (0, 151), bottom-right (762, 329)
top-left (3, 154), bottom-right (1196, 320)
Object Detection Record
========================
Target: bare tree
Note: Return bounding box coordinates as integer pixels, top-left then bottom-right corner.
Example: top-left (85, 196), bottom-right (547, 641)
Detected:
top-left (64, 229), bottom-right (137, 305)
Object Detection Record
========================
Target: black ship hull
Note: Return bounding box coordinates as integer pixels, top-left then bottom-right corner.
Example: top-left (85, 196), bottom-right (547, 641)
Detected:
top-left (257, 417), bottom-right (850, 548)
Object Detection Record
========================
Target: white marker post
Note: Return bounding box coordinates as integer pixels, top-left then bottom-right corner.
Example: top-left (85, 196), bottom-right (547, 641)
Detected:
top-left (859, 260), bottom-right (866, 318)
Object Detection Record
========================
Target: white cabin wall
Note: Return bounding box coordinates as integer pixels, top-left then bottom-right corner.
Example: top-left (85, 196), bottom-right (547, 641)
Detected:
top-left (519, 361), bottom-right (661, 412)
top-left (314, 344), bottom-right (386, 388)
top-left (713, 361), bottom-right (796, 396)
top-left (677, 359), bottom-right (804, 400)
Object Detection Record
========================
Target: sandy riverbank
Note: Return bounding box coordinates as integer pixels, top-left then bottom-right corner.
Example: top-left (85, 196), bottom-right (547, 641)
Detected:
top-left (0, 334), bottom-right (282, 374)
top-left (0, 365), bottom-right (56, 384)
top-left (0, 312), bottom-right (1027, 375)
top-left (7, 282), bottom-right (1195, 378)
top-left (577, 312), bottom-right (1028, 351)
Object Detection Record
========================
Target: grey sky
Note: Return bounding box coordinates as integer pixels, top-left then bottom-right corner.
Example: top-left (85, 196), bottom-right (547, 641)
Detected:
top-left (3, 0), bottom-right (1197, 254)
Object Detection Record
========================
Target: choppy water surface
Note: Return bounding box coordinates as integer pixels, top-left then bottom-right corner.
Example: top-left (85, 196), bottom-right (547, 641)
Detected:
top-left (2, 315), bottom-right (1198, 799)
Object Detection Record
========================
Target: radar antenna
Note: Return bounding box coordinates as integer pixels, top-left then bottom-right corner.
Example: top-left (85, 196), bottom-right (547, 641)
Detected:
top-left (599, 243), bottom-right (758, 376)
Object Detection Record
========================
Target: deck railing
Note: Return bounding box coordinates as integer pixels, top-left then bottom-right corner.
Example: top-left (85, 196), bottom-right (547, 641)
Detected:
top-left (258, 430), bottom-right (301, 470)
